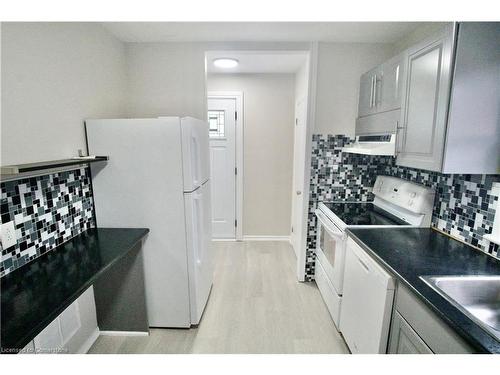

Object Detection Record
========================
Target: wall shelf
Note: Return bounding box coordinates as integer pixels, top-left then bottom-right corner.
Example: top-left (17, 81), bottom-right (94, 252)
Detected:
top-left (0, 156), bottom-right (109, 182)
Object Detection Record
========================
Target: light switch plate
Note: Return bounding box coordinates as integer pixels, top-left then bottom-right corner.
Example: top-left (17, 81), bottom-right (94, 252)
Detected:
top-left (0, 221), bottom-right (17, 249)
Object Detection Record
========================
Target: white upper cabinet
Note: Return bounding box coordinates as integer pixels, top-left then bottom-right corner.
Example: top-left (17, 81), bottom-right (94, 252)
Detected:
top-left (396, 22), bottom-right (500, 174)
top-left (355, 23), bottom-right (499, 174)
top-left (396, 26), bottom-right (454, 172)
top-left (358, 57), bottom-right (405, 118)
top-left (358, 66), bottom-right (381, 118)
top-left (379, 54), bottom-right (406, 113)
top-left (355, 23), bottom-right (499, 173)
top-left (356, 54), bottom-right (405, 135)
top-left (441, 22), bottom-right (500, 174)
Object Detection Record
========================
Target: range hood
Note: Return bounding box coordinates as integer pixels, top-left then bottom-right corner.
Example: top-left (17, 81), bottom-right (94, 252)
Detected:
top-left (341, 134), bottom-right (396, 156)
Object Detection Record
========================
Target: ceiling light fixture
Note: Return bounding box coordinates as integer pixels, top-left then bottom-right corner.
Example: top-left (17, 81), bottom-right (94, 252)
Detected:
top-left (213, 58), bottom-right (239, 69)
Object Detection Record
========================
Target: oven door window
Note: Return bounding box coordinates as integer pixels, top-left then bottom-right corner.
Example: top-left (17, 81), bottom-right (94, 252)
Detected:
top-left (320, 225), bottom-right (340, 267)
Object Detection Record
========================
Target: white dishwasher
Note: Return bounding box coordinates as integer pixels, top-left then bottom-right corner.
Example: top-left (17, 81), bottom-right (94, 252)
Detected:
top-left (339, 236), bottom-right (395, 354)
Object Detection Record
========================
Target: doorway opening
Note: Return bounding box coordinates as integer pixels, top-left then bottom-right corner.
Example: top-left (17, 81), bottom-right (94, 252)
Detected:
top-left (207, 92), bottom-right (243, 240)
top-left (205, 48), bottom-right (317, 282)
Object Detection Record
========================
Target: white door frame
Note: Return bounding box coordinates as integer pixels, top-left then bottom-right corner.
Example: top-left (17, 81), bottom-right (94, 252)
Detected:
top-left (207, 91), bottom-right (244, 241)
top-left (296, 43), bottom-right (318, 282)
top-left (291, 95), bottom-right (307, 257)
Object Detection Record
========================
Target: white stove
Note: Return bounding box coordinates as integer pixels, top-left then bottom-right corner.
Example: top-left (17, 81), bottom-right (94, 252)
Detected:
top-left (314, 176), bottom-right (435, 329)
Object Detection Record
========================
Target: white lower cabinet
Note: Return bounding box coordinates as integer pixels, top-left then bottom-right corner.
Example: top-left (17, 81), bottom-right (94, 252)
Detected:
top-left (19, 340), bottom-right (36, 354)
top-left (389, 283), bottom-right (475, 354)
top-left (33, 286), bottom-right (99, 354)
top-left (388, 312), bottom-right (433, 354)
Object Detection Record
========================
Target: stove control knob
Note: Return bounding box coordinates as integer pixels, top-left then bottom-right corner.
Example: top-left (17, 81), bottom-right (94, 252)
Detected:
top-left (408, 200), bottom-right (414, 206)
top-left (410, 192), bottom-right (417, 198)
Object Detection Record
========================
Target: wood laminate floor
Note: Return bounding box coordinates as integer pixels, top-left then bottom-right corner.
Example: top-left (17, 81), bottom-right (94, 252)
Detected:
top-left (88, 241), bottom-right (349, 354)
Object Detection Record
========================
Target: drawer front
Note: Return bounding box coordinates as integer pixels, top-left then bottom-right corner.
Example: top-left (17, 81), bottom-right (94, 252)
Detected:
top-left (355, 108), bottom-right (400, 135)
top-left (315, 259), bottom-right (342, 329)
top-left (395, 284), bottom-right (475, 353)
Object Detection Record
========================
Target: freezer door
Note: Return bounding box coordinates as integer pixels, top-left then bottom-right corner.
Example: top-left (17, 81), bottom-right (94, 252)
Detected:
top-left (181, 117), bottom-right (210, 192)
top-left (184, 181), bottom-right (214, 324)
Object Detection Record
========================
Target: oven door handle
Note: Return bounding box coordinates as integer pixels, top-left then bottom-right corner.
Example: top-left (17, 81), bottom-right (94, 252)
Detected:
top-left (316, 210), bottom-right (345, 239)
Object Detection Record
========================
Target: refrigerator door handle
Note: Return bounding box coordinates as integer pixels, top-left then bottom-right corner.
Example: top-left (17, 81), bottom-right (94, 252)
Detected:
top-left (191, 135), bottom-right (201, 188)
top-left (192, 190), bottom-right (204, 266)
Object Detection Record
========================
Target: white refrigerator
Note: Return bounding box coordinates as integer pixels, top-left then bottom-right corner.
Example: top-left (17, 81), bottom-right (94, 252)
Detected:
top-left (85, 117), bottom-right (214, 328)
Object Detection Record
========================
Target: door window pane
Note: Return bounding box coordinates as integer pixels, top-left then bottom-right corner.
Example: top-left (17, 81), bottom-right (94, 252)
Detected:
top-left (208, 110), bottom-right (225, 138)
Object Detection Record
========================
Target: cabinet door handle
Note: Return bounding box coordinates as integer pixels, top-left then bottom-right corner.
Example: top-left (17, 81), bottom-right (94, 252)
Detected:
top-left (395, 120), bottom-right (404, 154)
top-left (373, 74), bottom-right (378, 107)
top-left (395, 65), bottom-right (400, 99)
top-left (370, 76), bottom-right (375, 108)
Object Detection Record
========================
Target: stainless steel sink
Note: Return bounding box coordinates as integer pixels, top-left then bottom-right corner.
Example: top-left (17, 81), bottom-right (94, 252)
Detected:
top-left (420, 275), bottom-right (500, 341)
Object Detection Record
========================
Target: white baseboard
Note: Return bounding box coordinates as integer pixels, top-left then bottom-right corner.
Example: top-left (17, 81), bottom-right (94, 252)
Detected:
top-left (243, 235), bottom-right (291, 242)
top-left (212, 238), bottom-right (237, 242)
top-left (80, 328), bottom-right (100, 354)
top-left (99, 330), bottom-right (149, 337)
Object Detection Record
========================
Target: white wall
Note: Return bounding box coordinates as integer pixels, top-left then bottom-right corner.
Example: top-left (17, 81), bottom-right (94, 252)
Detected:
top-left (1, 22), bottom-right (127, 165)
top-left (392, 22), bottom-right (451, 54)
top-left (125, 41), bottom-right (310, 120)
top-left (0, 23), bottom-right (2, 163)
top-left (125, 43), bottom-right (207, 119)
top-left (295, 58), bottom-right (309, 102)
top-left (207, 73), bottom-right (295, 236)
top-left (124, 41), bottom-right (395, 139)
top-left (313, 42), bottom-right (394, 136)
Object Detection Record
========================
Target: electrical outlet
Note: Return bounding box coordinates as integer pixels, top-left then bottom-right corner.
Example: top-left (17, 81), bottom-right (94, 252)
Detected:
top-left (0, 221), bottom-right (17, 249)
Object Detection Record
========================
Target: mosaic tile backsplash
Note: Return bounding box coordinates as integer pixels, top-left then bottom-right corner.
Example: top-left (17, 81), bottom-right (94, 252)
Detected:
top-left (305, 134), bottom-right (500, 280)
top-left (0, 167), bottom-right (95, 277)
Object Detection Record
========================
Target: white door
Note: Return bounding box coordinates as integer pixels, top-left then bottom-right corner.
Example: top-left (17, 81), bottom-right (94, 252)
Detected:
top-left (207, 98), bottom-right (237, 239)
top-left (291, 97), bottom-right (308, 257)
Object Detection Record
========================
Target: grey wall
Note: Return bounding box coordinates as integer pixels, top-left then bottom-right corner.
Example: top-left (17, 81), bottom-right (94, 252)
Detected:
top-left (124, 41), bottom-right (395, 139)
top-left (125, 42), bottom-right (207, 119)
top-left (313, 42), bottom-right (394, 136)
top-left (124, 41), bottom-right (311, 120)
top-left (1, 22), bottom-right (127, 165)
top-left (392, 22), bottom-right (451, 54)
top-left (207, 73), bottom-right (295, 237)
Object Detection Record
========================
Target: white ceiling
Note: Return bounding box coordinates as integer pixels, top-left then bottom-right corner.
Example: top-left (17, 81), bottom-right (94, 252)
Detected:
top-left (206, 51), bottom-right (308, 74)
top-left (102, 22), bottom-right (427, 43)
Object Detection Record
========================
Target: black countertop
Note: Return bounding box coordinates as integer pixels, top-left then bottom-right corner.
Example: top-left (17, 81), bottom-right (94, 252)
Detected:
top-left (346, 227), bottom-right (500, 354)
top-left (1, 227), bottom-right (149, 352)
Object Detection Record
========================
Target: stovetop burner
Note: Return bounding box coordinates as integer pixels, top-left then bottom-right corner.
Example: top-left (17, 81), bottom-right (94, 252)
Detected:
top-left (322, 202), bottom-right (408, 226)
